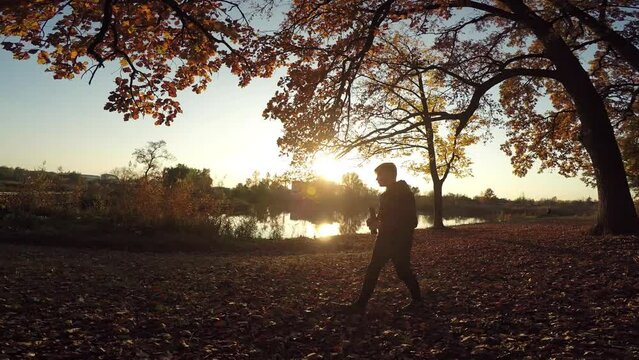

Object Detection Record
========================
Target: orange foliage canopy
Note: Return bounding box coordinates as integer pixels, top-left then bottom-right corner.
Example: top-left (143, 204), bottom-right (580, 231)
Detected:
top-left (0, 0), bottom-right (278, 124)
top-left (263, 0), bottom-right (637, 181)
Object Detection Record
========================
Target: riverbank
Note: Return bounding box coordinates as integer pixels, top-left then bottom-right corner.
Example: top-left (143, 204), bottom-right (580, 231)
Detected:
top-left (0, 214), bottom-right (595, 254)
top-left (1, 220), bottom-right (637, 359)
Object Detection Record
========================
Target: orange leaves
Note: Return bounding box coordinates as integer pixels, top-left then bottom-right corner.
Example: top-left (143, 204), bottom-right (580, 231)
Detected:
top-left (12, 51), bottom-right (30, 60)
top-left (161, 82), bottom-right (177, 98)
top-left (498, 74), bottom-right (590, 179)
top-left (1, 222), bottom-right (638, 358)
top-left (36, 51), bottom-right (49, 64)
top-left (1, 0), bottom-right (273, 125)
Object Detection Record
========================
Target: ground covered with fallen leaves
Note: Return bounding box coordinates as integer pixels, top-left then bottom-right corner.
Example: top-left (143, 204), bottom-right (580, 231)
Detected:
top-left (1, 221), bottom-right (638, 359)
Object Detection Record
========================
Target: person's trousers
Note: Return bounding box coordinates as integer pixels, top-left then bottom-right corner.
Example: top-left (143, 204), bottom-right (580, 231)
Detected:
top-left (355, 237), bottom-right (421, 306)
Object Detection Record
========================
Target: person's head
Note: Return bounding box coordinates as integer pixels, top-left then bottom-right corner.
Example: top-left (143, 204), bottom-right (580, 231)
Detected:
top-left (374, 162), bottom-right (397, 187)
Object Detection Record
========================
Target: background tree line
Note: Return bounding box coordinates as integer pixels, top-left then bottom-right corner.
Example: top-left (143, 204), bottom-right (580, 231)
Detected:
top-left (0, 141), bottom-right (382, 237)
top-left (0, 136), bottom-right (602, 237)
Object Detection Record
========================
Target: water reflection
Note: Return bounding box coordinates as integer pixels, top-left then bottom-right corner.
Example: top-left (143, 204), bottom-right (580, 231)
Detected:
top-left (337, 211), bottom-right (368, 235)
top-left (227, 212), bottom-right (486, 239)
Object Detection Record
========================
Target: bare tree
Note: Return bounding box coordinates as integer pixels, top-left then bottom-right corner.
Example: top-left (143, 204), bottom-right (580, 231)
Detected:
top-left (132, 140), bottom-right (174, 179)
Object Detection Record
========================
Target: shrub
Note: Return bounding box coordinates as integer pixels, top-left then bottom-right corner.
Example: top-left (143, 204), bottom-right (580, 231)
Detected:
top-left (230, 216), bottom-right (259, 240)
top-left (4, 173), bottom-right (233, 239)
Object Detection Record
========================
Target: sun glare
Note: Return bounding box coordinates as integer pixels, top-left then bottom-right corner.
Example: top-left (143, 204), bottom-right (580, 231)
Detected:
top-left (308, 222), bottom-right (340, 239)
top-left (311, 153), bottom-right (351, 182)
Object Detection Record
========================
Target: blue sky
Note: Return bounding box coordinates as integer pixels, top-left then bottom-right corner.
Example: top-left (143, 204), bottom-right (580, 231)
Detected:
top-left (0, 51), bottom-right (598, 200)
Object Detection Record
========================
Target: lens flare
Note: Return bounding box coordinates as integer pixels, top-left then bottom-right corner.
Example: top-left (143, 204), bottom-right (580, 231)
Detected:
top-left (311, 152), bottom-right (351, 182)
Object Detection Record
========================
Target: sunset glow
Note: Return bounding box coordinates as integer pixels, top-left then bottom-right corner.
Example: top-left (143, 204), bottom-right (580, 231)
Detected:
top-left (309, 222), bottom-right (340, 239)
top-left (311, 152), bottom-right (353, 183)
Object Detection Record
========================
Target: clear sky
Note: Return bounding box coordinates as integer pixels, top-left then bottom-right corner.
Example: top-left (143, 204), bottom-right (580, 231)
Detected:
top-left (0, 51), bottom-right (598, 200)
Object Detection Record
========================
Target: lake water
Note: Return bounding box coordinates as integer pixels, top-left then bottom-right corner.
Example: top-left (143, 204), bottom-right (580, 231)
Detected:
top-left (227, 213), bottom-right (485, 239)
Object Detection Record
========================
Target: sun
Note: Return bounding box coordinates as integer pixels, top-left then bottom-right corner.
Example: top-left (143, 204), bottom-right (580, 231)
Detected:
top-left (311, 152), bottom-right (351, 182)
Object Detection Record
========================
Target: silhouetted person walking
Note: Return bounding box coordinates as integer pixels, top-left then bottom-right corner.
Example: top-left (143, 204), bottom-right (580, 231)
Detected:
top-left (345, 162), bottom-right (422, 313)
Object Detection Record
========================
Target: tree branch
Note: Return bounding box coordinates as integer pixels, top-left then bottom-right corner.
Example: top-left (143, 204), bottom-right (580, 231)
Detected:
top-left (86, 0), bottom-right (113, 84)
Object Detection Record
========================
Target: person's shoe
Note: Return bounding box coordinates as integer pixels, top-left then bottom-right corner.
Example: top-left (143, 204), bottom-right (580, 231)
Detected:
top-left (400, 299), bottom-right (423, 313)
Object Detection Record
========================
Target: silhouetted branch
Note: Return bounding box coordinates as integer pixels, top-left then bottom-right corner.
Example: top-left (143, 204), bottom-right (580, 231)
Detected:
top-left (86, 0), bottom-right (113, 84)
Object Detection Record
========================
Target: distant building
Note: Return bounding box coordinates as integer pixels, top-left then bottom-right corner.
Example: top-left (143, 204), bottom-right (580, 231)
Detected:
top-left (100, 174), bottom-right (119, 182)
top-left (80, 174), bottom-right (101, 182)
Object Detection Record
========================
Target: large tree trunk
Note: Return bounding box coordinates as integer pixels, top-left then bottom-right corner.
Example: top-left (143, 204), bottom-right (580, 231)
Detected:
top-left (418, 74), bottom-right (447, 229)
top-left (506, 0), bottom-right (638, 234)
top-left (423, 117), bottom-right (446, 229)
top-left (580, 121), bottom-right (638, 234)
top-left (431, 178), bottom-right (445, 229)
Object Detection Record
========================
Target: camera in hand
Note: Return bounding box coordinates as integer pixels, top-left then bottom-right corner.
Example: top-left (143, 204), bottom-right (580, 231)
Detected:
top-left (368, 207), bottom-right (377, 235)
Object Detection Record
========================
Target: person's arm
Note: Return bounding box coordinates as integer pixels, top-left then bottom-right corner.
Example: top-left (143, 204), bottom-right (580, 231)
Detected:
top-left (378, 192), bottom-right (400, 235)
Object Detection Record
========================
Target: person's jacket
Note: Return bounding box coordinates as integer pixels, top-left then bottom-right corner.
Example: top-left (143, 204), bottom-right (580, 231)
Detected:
top-left (377, 180), bottom-right (418, 241)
